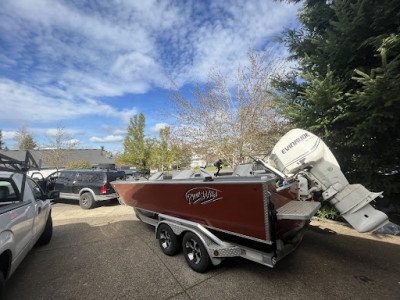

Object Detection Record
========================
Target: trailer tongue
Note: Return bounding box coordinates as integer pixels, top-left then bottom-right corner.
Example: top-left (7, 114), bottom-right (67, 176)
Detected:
top-left (112, 129), bottom-right (388, 272)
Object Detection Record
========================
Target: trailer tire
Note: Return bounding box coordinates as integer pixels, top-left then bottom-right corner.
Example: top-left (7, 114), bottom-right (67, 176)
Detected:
top-left (182, 232), bottom-right (211, 273)
top-left (157, 224), bottom-right (180, 256)
top-left (79, 192), bottom-right (96, 209)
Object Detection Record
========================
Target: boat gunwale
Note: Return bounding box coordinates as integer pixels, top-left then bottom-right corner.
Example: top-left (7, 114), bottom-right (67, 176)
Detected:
top-left (112, 174), bottom-right (278, 185)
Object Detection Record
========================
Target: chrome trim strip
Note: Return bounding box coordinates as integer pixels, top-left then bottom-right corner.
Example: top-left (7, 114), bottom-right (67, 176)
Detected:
top-left (263, 182), bottom-right (272, 244)
top-left (112, 176), bottom-right (276, 185)
top-left (204, 224), bottom-right (271, 244)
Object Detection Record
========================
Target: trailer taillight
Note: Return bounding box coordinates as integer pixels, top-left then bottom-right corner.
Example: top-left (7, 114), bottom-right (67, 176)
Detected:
top-left (100, 186), bottom-right (107, 194)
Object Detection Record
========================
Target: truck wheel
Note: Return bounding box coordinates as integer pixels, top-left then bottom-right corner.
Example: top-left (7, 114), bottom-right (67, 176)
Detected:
top-left (79, 192), bottom-right (96, 209)
top-left (157, 224), bottom-right (180, 256)
top-left (36, 214), bottom-right (53, 246)
top-left (182, 232), bottom-right (211, 273)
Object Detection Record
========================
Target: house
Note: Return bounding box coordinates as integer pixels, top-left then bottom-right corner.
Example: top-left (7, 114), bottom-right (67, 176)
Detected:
top-left (190, 153), bottom-right (207, 168)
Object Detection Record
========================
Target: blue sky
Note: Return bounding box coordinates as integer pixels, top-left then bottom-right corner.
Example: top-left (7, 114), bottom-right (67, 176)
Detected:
top-left (0, 0), bottom-right (300, 153)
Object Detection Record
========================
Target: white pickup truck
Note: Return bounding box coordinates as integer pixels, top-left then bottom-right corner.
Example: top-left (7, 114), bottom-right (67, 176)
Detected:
top-left (0, 152), bottom-right (59, 297)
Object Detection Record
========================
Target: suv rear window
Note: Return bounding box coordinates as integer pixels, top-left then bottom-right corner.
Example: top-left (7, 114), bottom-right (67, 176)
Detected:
top-left (76, 172), bottom-right (106, 183)
top-left (106, 171), bottom-right (125, 181)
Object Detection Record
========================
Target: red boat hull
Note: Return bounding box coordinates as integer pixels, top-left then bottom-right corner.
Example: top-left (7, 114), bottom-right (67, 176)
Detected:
top-left (112, 177), bottom-right (300, 243)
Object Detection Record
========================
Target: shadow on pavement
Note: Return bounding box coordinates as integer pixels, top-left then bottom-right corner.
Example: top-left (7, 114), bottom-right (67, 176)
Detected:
top-left (53, 197), bottom-right (120, 208)
top-left (5, 217), bottom-right (400, 300)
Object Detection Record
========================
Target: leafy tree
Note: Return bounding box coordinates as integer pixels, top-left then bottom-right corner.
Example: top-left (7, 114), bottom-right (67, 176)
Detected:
top-left (121, 113), bottom-right (156, 173)
top-left (166, 49), bottom-right (288, 167)
top-left (155, 126), bottom-right (176, 172)
top-left (15, 128), bottom-right (37, 150)
top-left (66, 160), bottom-right (92, 170)
top-left (174, 143), bottom-right (193, 169)
top-left (274, 0), bottom-right (400, 197)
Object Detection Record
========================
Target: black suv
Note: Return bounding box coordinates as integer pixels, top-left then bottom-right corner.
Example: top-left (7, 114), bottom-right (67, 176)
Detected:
top-left (52, 170), bottom-right (125, 209)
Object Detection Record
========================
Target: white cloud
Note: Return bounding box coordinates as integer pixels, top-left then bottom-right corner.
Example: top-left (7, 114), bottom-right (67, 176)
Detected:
top-left (2, 131), bottom-right (17, 140)
top-left (149, 123), bottom-right (169, 134)
top-left (113, 129), bottom-right (127, 135)
top-left (44, 128), bottom-right (85, 138)
top-left (100, 125), bottom-right (126, 135)
top-left (44, 129), bottom-right (59, 137)
top-left (66, 139), bottom-right (81, 146)
top-left (90, 135), bottom-right (124, 143)
top-left (0, 0), bottom-right (301, 147)
top-left (0, 79), bottom-right (137, 125)
top-left (0, 0), bottom-right (300, 99)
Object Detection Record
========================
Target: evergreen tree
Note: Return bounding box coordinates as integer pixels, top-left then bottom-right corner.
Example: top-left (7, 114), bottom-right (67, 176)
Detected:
top-left (121, 113), bottom-right (155, 173)
top-left (19, 135), bottom-right (37, 150)
top-left (274, 0), bottom-right (400, 198)
top-left (15, 127), bottom-right (37, 150)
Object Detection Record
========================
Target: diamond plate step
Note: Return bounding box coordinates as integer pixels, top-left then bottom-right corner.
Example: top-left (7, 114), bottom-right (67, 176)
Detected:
top-left (276, 201), bottom-right (321, 220)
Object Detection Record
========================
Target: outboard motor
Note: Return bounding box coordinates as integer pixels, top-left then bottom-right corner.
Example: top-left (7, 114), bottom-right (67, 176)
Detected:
top-left (270, 129), bottom-right (389, 233)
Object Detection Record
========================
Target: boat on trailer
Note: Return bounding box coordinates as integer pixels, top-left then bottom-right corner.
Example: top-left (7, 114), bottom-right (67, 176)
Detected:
top-left (111, 129), bottom-right (389, 272)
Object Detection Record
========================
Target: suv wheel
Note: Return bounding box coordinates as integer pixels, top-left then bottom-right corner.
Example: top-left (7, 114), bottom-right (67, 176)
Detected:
top-left (79, 192), bottom-right (96, 209)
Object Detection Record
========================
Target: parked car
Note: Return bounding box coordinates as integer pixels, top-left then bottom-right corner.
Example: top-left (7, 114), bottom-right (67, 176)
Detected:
top-left (0, 151), bottom-right (59, 297)
top-left (52, 170), bottom-right (125, 209)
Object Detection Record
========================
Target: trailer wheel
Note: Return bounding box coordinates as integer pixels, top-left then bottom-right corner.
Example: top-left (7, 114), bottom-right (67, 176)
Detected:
top-left (182, 232), bottom-right (211, 273)
top-left (157, 224), bottom-right (180, 256)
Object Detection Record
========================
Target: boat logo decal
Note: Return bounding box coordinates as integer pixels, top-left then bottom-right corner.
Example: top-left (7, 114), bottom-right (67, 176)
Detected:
top-left (185, 187), bottom-right (222, 205)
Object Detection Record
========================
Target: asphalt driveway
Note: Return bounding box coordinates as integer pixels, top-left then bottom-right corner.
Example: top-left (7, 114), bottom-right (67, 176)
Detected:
top-left (6, 200), bottom-right (400, 299)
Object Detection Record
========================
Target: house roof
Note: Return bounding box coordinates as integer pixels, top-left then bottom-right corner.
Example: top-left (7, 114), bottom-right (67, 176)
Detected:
top-left (0, 149), bottom-right (114, 169)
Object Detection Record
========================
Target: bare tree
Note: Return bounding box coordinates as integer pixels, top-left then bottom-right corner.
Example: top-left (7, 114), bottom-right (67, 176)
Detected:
top-left (43, 122), bottom-right (78, 170)
top-left (166, 49), bottom-right (288, 167)
top-left (0, 129), bottom-right (4, 149)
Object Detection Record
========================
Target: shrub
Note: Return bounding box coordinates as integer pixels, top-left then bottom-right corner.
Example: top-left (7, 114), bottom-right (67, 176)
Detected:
top-left (317, 203), bottom-right (339, 222)
top-left (66, 160), bottom-right (92, 170)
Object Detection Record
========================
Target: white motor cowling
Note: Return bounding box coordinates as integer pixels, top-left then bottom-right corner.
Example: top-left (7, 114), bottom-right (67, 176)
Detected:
top-left (270, 129), bottom-right (389, 233)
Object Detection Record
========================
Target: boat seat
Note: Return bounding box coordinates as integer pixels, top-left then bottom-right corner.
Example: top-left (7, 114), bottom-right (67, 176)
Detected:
top-left (232, 163), bottom-right (254, 176)
top-left (199, 168), bottom-right (214, 178)
top-left (172, 170), bottom-right (195, 179)
top-left (148, 172), bottom-right (164, 181)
